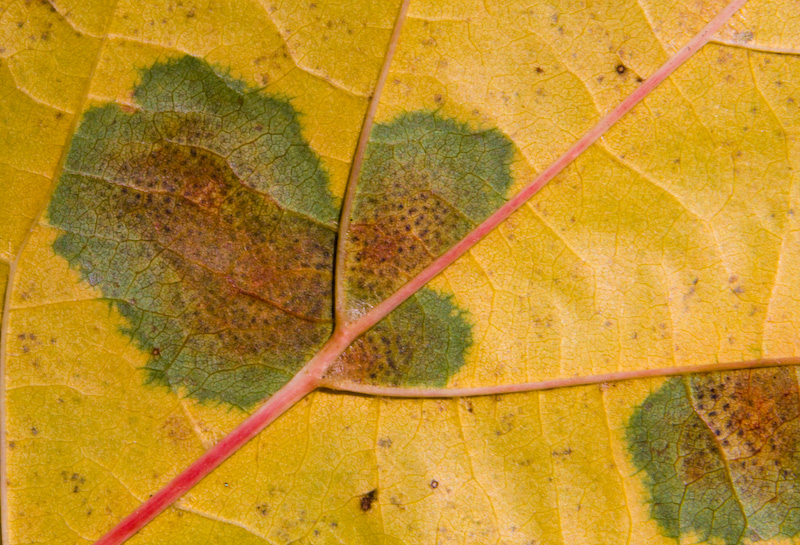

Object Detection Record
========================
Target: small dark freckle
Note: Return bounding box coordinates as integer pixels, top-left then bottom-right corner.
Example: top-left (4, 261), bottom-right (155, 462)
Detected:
top-left (360, 489), bottom-right (377, 512)
top-left (616, 64), bottom-right (626, 75)
top-left (152, 347), bottom-right (161, 356)
top-left (430, 479), bottom-right (439, 489)
top-left (30, 427), bottom-right (38, 436)
top-left (636, 76), bottom-right (643, 83)
top-left (535, 67), bottom-right (544, 73)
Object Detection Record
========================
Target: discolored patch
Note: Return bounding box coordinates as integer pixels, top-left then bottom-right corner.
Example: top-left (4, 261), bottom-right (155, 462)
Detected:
top-left (344, 111), bottom-right (514, 306)
top-left (48, 56), bottom-right (338, 409)
top-left (360, 489), bottom-right (377, 512)
top-left (626, 368), bottom-right (800, 544)
top-left (327, 288), bottom-right (472, 387)
top-left (332, 111), bottom-right (515, 387)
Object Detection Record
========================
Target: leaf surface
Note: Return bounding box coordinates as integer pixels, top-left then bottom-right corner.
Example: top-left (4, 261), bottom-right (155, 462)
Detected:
top-left (3, 0), bottom-right (800, 544)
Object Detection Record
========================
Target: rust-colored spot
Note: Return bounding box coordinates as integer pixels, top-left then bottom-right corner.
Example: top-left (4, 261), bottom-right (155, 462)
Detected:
top-left (49, 56), bottom-right (337, 408)
top-left (628, 368), bottom-right (800, 543)
top-left (360, 489), bottom-right (377, 512)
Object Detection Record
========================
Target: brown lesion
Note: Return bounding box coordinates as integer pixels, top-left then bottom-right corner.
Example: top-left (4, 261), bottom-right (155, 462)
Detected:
top-left (92, 139), bottom-right (336, 378)
top-left (114, 141), bottom-right (334, 324)
top-left (677, 413), bottom-right (725, 484)
top-left (360, 489), bottom-right (377, 512)
top-left (687, 368), bottom-right (800, 513)
top-left (346, 172), bottom-right (473, 304)
top-left (690, 369), bottom-right (800, 460)
top-left (327, 325), bottom-right (406, 385)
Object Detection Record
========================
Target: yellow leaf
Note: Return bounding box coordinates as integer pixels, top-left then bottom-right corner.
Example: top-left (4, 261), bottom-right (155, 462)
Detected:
top-left (3, 0), bottom-right (800, 544)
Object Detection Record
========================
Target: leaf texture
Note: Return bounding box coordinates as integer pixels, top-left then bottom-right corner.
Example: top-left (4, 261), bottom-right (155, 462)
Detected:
top-left (2, 0), bottom-right (800, 544)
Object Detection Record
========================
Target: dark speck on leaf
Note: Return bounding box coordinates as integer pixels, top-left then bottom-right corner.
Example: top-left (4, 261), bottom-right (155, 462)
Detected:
top-left (360, 489), bottom-right (377, 512)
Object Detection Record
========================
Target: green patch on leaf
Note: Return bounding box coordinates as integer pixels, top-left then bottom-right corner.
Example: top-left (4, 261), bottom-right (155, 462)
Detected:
top-left (329, 288), bottom-right (472, 387)
top-left (626, 368), bottom-right (800, 544)
top-left (345, 111), bottom-right (515, 305)
top-left (48, 55), bottom-right (338, 409)
top-left (334, 111), bottom-right (516, 387)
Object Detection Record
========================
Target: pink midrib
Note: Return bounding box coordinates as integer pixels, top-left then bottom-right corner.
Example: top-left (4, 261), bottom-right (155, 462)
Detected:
top-left (94, 0), bottom-right (748, 543)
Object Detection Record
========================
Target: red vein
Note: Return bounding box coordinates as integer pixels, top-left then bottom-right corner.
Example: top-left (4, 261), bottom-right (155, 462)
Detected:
top-left (93, 329), bottom-right (350, 545)
top-left (321, 357), bottom-right (800, 397)
top-left (93, 1), bottom-right (748, 543)
top-left (334, 0), bottom-right (412, 324)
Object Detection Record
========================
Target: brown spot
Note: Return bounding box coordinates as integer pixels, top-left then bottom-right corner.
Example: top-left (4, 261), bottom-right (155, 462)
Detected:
top-left (360, 489), bottom-right (377, 512)
top-left (161, 415), bottom-right (193, 444)
top-left (615, 64), bottom-right (626, 75)
top-left (430, 480), bottom-right (439, 489)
